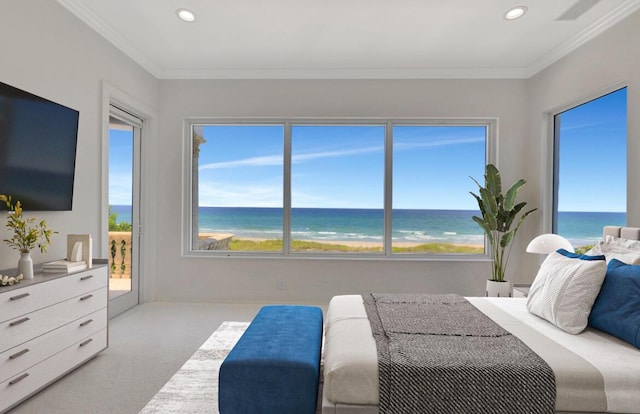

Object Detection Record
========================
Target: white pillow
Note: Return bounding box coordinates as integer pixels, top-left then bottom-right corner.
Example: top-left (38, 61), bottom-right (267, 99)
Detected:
top-left (586, 237), bottom-right (640, 264)
top-left (606, 235), bottom-right (640, 249)
top-left (526, 250), bottom-right (606, 334)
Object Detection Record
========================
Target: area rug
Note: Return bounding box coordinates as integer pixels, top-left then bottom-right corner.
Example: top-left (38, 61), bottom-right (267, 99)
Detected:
top-left (139, 321), bottom-right (324, 414)
top-left (138, 321), bottom-right (249, 414)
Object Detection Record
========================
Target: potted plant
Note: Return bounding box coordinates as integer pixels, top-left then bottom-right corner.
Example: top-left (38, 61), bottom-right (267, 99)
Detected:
top-left (470, 164), bottom-right (536, 296)
top-left (1, 195), bottom-right (56, 279)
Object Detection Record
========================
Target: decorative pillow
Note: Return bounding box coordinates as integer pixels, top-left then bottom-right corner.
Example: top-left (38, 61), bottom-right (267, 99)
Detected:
top-left (526, 249), bottom-right (606, 334)
top-left (586, 237), bottom-right (640, 264)
top-left (606, 235), bottom-right (640, 249)
top-left (588, 259), bottom-right (640, 348)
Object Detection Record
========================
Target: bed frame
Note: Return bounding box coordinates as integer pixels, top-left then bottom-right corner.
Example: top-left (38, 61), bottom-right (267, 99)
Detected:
top-left (322, 226), bottom-right (640, 414)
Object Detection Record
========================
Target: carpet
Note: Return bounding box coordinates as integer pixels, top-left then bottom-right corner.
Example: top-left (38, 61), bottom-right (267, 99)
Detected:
top-left (138, 321), bottom-right (324, 414)
top-left (138, 321), bottom-right (249, 414)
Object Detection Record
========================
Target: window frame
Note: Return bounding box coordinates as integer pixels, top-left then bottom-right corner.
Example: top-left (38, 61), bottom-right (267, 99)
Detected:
top-left (183, 117), bottom-right (497, 259)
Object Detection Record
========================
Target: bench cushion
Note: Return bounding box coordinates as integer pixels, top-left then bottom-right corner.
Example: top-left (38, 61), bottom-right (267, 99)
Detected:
top-left (219, 305), bottom-right (323, 414)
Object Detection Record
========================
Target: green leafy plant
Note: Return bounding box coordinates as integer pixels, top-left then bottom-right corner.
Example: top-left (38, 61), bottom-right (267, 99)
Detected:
top-left (109, 206), bottom-right (132, 232)
top-left (1, 194), bottom-right (56, 253)
top-left (470, 164), bottom-right (537, 282)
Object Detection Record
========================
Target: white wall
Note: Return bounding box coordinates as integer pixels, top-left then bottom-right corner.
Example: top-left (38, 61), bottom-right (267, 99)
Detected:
top-left (0, 1), bottom-right (158, 270)
top-left (526, 10), bottom-right (640, 236)
top-left (151, 79), bottom-right (529, 303)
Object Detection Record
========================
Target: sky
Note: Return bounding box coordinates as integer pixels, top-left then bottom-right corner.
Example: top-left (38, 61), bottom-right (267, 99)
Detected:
top-left (195, 124), bottom-right (485, 209)
top-left (108, 87), bottom-right (627, 213)
top-left (556, 87), bottom-right (626, 212)
top-left (108, 128), bottom-right (133, 206)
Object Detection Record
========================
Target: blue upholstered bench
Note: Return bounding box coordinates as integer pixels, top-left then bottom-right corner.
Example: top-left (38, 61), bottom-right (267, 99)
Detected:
top-left (218, 305), bottom-right (323, 414)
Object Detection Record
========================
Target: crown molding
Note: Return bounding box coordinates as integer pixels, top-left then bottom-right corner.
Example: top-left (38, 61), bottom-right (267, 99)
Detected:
top-left (58, 0), bottom-right (640, 80)
top-left (525, 0), bottom-right (640, 77)
top-left (57, 0), bottom-right (163, 78)
top-left (155, 67), bottom-right (530, 80)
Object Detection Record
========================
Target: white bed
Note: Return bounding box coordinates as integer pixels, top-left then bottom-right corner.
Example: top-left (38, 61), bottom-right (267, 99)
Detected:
top-left (322, 226), bottom-right (640, 414)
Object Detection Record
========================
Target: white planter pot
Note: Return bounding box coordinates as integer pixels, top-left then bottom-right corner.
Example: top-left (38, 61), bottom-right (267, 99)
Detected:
top-left (486, 280), bottom-right (511, 297)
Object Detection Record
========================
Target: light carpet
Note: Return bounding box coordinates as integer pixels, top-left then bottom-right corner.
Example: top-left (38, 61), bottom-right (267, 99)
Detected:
top-left (139, 321), bottom-right (250, 414)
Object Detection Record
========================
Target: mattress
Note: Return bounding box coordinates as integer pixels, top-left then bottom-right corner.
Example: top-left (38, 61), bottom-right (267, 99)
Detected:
top-left (322, 294), bottom-right (640, 414)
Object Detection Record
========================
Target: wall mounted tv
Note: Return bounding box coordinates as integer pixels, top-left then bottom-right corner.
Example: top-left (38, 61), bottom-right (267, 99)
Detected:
top-left (0, 81), bottom-right (79, 211)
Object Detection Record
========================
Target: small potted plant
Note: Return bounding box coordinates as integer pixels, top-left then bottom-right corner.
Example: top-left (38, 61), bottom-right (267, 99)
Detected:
top-left (470, 164), bottom-right (536, 296)
top-left (1, 195), bottom-right (56, 279)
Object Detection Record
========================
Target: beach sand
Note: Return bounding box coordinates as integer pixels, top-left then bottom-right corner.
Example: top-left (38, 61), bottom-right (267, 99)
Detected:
top-left (199, 233), bottom-right (483, 251)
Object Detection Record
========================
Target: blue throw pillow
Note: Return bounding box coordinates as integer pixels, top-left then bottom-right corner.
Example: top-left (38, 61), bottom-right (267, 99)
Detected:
top-left (556, 248), bottom-right (606, 261)
top-left (588, 259), bottom-right (640, 348)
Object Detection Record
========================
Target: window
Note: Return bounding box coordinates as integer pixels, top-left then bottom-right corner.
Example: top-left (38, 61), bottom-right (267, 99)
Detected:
top-left (392, 125), bottom-right (486, 253)
top-left (553, 88), bottom-right (627, 249)
top-left (291, 125), bottom-right (385, 253)
top-left (191, 124), bottom-right (284, 252)
top-left (188, 120), bottom-right (490, 256)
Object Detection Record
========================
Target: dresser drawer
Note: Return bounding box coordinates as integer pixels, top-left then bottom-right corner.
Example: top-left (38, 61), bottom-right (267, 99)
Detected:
top-left (0, 287), bottom-right (107, 351)
top-left (0, 328), bottom-right (107, 413)
top-left (0, 267), bottom-right (107, 324)
top-left (0, 307), bottom-right (107, 383)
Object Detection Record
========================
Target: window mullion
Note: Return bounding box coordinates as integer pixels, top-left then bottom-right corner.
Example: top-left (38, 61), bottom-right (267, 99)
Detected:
top-left (283, 121), bottom-right (292, 254)
top-left (384, 122), bottom-right (393, 256)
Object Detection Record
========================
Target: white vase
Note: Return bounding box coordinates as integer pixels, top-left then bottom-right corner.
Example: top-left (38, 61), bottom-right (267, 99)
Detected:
top-left (18, 252), bottom-right (34, 279)
top-left (486, 279), bottom-right (511, 297)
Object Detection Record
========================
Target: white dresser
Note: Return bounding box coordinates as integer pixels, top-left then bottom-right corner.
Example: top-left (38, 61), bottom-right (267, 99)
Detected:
top-left (0, 262), bottom-right (108, 413)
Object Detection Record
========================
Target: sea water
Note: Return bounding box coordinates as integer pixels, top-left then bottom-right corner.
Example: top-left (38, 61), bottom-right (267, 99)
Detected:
top-left (111, 205), bottom-right (626, 246)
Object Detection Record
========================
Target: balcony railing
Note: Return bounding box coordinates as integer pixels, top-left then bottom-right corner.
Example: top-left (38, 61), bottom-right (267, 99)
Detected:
top-left (108, 231), bottom-right (131, 279)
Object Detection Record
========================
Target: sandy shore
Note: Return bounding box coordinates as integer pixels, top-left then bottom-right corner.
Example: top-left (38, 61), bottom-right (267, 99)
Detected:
top-left (199, 233), bottom-right (483, 249)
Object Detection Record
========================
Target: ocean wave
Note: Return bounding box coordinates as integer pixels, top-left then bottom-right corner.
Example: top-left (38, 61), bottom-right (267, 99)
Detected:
top-left (202, 226), bottom-right (483, 244)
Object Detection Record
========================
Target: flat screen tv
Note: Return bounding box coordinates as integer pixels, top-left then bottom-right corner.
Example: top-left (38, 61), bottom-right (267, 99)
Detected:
top-left (0, 81), bottom-right (79, 211)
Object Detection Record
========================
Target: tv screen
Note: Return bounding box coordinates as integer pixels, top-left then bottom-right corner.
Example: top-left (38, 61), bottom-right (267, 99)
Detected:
top-left (0, 81), bottom-right (79, 211)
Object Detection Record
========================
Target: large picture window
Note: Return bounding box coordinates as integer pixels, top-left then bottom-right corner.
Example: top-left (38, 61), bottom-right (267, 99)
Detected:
top-left (553, 87), bottom-right (627, 250)
top-left (187, 119), bottom-right (490, 257)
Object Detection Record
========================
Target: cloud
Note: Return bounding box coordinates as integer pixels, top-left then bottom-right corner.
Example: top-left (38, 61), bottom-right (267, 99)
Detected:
top-left (558, 118), bottom-right (625, 132)
top-left (198, 134), bottom-right (483, 172)
top-left (108, 172), bottom-right (133, 205)
top-left (199, 154), bottom-right (282, 170)
top-left (394, 136), bottom-right (484, 150)
top-left (199, 144), bottom-right (383, 171)
top-left (198, 181), bottom-right (282, 207)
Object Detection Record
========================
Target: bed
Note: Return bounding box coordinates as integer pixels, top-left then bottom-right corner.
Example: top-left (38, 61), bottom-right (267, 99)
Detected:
top-left (322, 226), bottom-right (640, 414)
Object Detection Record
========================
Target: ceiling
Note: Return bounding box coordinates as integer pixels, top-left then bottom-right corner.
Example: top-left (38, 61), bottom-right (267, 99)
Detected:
top-left (57, 0), bottom-right (640, 79)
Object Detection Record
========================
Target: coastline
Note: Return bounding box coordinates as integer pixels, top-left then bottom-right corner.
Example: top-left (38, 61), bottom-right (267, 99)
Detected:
top-left (199, 233), bottom-right (484, 250)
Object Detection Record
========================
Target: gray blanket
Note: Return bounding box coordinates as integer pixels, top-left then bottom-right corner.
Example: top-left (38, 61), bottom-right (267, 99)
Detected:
top-left (362, 293), bottom-right (556, 414)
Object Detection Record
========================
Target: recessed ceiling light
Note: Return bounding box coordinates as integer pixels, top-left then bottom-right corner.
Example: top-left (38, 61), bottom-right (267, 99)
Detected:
top-left (176, 8), bottom-right (196, 22)
top-left (505, 6), bottom-right (528, 20)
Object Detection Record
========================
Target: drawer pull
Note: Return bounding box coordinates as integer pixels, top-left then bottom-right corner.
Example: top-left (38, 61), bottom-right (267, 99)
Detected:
top-left (79, 319), bottom-right (94, 327)
top-left (9, 373), bottom-right (29, 385)
top-left (9, 348), bottom-right (30, 359)
top-left (9, 317), bottom-right (30, 327)
top-left (80, 294), bottom-right (94, 301)
top-left (79, 338), bottom-right (93, 347)
top-left (10, 292), bottom-right (30, 301)
top-left (80, 274), bottom-right (94, 281)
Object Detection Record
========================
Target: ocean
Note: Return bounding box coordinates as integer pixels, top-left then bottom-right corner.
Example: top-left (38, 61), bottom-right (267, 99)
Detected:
top-left (111, 205), bottom-right (626, 247)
